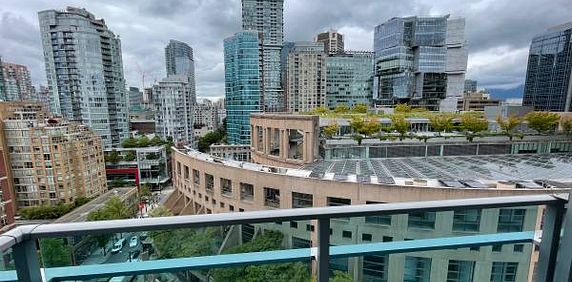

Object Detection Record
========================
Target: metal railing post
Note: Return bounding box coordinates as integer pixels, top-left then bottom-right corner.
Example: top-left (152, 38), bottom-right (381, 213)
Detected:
top-left (554, 192), bottom-right (572, 282)
top-left (317, 217), bottom-right (330, 282)
top-left (13, 238), bottom-right (42, 282)
top-left (536, 201), bottom-right (565, 282)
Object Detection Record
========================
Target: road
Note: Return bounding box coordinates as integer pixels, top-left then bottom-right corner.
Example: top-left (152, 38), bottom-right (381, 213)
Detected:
top-left (105, 233), bottom-right (143, 264)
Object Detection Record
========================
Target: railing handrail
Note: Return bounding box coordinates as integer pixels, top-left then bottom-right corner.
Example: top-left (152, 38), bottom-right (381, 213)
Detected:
top-left (0, 194), bottom-right (563, 253)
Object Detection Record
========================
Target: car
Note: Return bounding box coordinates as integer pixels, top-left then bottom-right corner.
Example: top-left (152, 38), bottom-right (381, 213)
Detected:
top-left (129, 250), bottom-right (141, 262)
top-left (111, 238), bottom-right (126, 254)
top-left (129, 236), bottom-right (138, 248)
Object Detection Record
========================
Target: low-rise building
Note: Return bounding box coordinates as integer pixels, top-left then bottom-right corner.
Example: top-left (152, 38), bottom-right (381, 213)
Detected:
top-left (209, 144), bottom-right (251, 162)
top-left (458, 91), bottom-right (501, 112)
top-left (104, 146), bottom-right (169, 188)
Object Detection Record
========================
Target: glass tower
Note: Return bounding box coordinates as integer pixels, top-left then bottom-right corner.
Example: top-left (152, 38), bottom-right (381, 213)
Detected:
top-left (224, 31), bottom-right (262, 145)
top-left (373, 16), bottom-right (467, 111)
top-left (326, 52), bottom-right (374, 109)
top-left (38, 7), bottom-right (129, 148)
top-left (0, 56), bottom-right (4, 100)
top-left (242, 0), bottom-right (284, 112)
top-left (164, 40), bottom-right (197, 109)
top-left (523, 22), bottom-right (572, 112)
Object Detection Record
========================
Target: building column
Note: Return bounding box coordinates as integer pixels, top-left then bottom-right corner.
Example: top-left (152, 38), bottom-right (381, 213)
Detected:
top-left (264, 127), bottom-right (271, 155)
top-left (281, 129), bottom-right (289, 160)
top-left (252, 126), bottom-right (259, 151)
top-left (303, 132), bottom-right (309, 162)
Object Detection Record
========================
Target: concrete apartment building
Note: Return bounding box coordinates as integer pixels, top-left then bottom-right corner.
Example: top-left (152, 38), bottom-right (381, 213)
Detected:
top-left (0, 102), bottom-right (107, 209)
top-left (0, 62), bottom-right (35, 101)
top-left (38, 7), bottom-right (129, 148)
top-left (286, 42), bottom-right (327, 113)
top-left (170, 113), bottom-right (570, 282)
top-left (457, 91), bottom-right (501, 112)
top-left (153, 75), bottom-right (194, 144)
top-left (315, 31), bottom-right (344, 55)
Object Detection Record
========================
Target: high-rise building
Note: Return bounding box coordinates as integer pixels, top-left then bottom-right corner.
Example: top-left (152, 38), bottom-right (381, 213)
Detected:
top-left (127, 86), bottom-right (144, 113)
top-left (326, 52), bottom-right (374, 109)
top-left (242, 0), bottom-right (284, 112)
top-left (0, 62), bottom-right (35, 101)
top-left (0, 57), bottom-right (5, 100)
top-left (373, 15), bottom-right (467, 111)
top-left (154, 75), bottom-right (194, 144)
top-left (0, 102), bottom-right (107, 208)
top-left (38, 7), bottom-right (129, 148)
top-left (315, 31), bottom-right (344, 55)
top-left (164, 40), bottom-right (196, 107)
top-left (464, 79), bottom-right (478, 93)
top-left (36, 85), bottom-right (51, 112)
top-left (224, 31), bottom-right (263, 145)
top-left (523, 21), bottom-right (572, 112)
top-left (286, 42), bottom-right (327, 113)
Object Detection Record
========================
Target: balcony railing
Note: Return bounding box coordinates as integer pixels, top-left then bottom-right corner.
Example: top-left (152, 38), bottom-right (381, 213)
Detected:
top-left (0, 193), bottom-right (570, 282)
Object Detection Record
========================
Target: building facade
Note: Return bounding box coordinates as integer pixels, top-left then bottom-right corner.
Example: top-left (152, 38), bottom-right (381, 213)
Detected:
top-left (128, 87), bottom-right (144, 114)
top-left (286, 42), bottom-right (327, 113)
top-left (38, 7), bottom-right (129, 148)
top-left (315, 31), bottom-right (344, 55)
top-left (224, 31), bottom-right (263, 145)
top-left (464, 79), bottom-right (478, 93)
top-left (0, 102), bottom-right (107, 208)
top-left (164, 40), bottom-right (196, 108)
top-left (522, 21), bottom-right (572, 112)
top-left (104, 146), bottom-right (169, 187)
top-left (154, 75), bottom-right (194, 144)
top-left (458, 91), bottom-right (500, 112)
top-left (0, 62), bottom-right (35, 101)
top-left (326, 52), bottom-right (374, 109)
top-left (242, 0), bottom-right (284, 112)
top-left (0, 116), bottom-right (16, 230)
top-left (0, 57), bottom-right (4, 100)
top-left (373, 16), bottom-right (467, 111)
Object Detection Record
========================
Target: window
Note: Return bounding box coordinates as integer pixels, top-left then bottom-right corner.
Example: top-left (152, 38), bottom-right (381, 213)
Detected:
top-left (492, 245), bottom-right (502, 252)
top-left (382, 236), bottom-right (393, 242)
top-left (328, 197), bottom-right (350, 221)
top-left (264, 187), bottom-right (280, 208)
top-left (221, 178), bottom-right (232, 196)
top-left (229, 205), bottom-right (234, 211)
top-left (184, 166), bottom-right (189, 180)
top-left (404, 256), bottom-right (431, 282)
top-left (447, 260), bottom-right (475, 282)
top-left (176, 162), bottom-right (181, 175)
top-left (363, 254), bottom-right (388, 282)
top-left (205, 173), bottom-right (214, 192)
top-left (193, 169), bottom-right (200, 185)
top-left (305, 224), bottom-right (315, 232)
top-left (513, 244), bottom-right (523, 252)
top-left (365, 201), bottom-right (392, 225)
top-left (242, 224), bottom-right (254, 243)
top-left (220, 202), bottom-right (225, 208)
top-left (453, 209), bottom-right (481, 232)
top-left (342, 231), bottom-right (352, 239)
top-left (240, 182), bottom-right (254, 201)
top-left (292, 192), bottom-right (313, 208)
top-left (362, 233), bottom-right (372, 241)
top-left (490, 262), bottom-right (518, 282)
top-left (290, 221), bottom-right (298, 228)
top-left (292, 236), bottom-right (311, 249)
top-left (408, 212), bottom-right (436, 229)
top-left (497, 209), bottom-right (526, 232)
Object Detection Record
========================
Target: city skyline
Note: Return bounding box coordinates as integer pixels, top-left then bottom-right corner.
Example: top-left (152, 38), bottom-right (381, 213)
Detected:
top-left (0, 0), bottom-right (570, 100)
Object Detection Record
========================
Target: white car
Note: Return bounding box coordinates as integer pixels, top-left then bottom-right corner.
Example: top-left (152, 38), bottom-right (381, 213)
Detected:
top-left (129, 236), bottom-right (138, 248)
top-left (111, 238), bottom-right (126, 254)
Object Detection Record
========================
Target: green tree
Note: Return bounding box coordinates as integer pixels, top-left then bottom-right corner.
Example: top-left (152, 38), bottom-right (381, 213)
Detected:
top-left (429, 114), bottom-right (455, 135)
top-left (323, 123), bottom-right (340, 139)
top-left (331, 270), bottom-right (355, 282)
top-left (562, 119), bottom-right (572, 136)
top-left (360, 118), bottom-right (381, 137)
top-left (525, 111), bottom-right (561, 134)
top-left (149, 206), bottom-right (172, 217)
top-left (150, 136), bottom-right (164, 146)
top-left (460, 113), bottom-right (488, 142)
top-left (496, 115), bottom-right (523, 140)
top-left (394, 103), bottom-right (411, 113)
top-left (349, 116), bottom-right (365, 134)
top-left (123, 150), bottom-right (136, 161)
top-left (351, 103), bottom-right (368, 114)
top-left (137, 136), bottom-right (151, 147)
top-left (39, 238), bottom-right (72, 267)
top-left (197, 129), bottom-right (226, 152)
top-left (104, 150), bottom-right (122, 163)
top-left (391, 115), bottom-right (410, 140)
top-left (334, 104), bottom-right (350, 114)
top-left (211, 230), bottom-right (311, 282)
top-left (139, 184), bottom-right (152, 198)
top-left (121, 137), bottom-right (138, 148)
top-left (87, 196), bottom-right (133, 221)
top-left (312, 106), bottom-right (329, 115)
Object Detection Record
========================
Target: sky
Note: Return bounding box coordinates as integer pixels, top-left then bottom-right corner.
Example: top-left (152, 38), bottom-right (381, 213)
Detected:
top-left (0, 0), bottom-right (570, 99)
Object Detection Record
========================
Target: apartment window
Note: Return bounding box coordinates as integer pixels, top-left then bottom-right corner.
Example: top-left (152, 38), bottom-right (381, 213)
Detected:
top-left (220, 202), bottom-right (225, 208)
top-left (205, 173), bottom-right (214, 192)
top-left (382, 236), bottom-right (393, 242)
top-left (264, 187), bottom-right (280, 208)
top-left (404, 256), bottom-right (431, 282)
top-left (292, 192), bottom-right (313, 208)
top-left (365, 201), bottom-right (392, 225)
top-left (490, 262), bottom-right (518, 282)
top-left (176, 162), bottom-right (181, 175)
top-left (342, 231), bottom-right (352, 239)
top-left (362, 233), bottom-right (372, 241)
top-left (328, 197), bottom-right (351, 221)
top-left (453, 209), bottom-right (481, 232)
top-left (497, 209), bottom-right (526, 232)
top-left (447, 260), bottom-right (475, 282)
top-left (184, 166), bottom-right (189, 180)
top-left (193, 169), bottom-right (200, 185)
top-left (363, 254), bottom-right (388, 282)
top-left (408, 212), bottom-right (436, 229)
top-left (221, 178), bottom-right (232, 196)
top-left (513, 244), bottom-right (524, 252)
top-left (305, 224), bottom-right (315, 232)
top-left (229, 205), bottom-right (234, 211)
top-left (290, 221), bottom-right (298, 228)
top-left (240, 182), bottom-right (254, 202)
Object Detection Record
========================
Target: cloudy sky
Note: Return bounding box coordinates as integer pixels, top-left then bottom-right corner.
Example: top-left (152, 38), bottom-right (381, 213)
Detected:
top-left (0, 0), bottom-right (570, 99)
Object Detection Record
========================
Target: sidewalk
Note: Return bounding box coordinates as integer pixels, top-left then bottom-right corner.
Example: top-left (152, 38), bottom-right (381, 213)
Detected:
top-left (80, 240), bottom-right (113, 265)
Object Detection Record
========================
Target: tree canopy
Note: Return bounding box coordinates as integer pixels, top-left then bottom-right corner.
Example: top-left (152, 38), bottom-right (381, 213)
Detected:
top-left (334, 104), bottom-right (350, 114)
top-left (394, 103), bottom-right (412, 113)
top-left (496, 114), bottom-right (522, 139)
top-left (39, 239), bottom-right (72, 267)
top-left (525, 112), bottom-right (560, 134)
top-left (323, 122), bottom-right (340, 139)
top-left (562, 119), bottom-right (572, 136)
top-left (429, 114), bottom-right (455, 134)
top-left (197, 128), bottom-right (227, 153)
top-left (87, 196), bottom-right (134, 221)
top-left (391, 115), bottom-right (410, 140)
top-left (20, 197), bottom-right (90, 220)
top-left (351, 103), bottom-right (368, 114)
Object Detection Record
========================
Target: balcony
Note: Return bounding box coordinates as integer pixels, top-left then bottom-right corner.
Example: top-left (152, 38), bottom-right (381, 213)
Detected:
top-left (0, 193), bottom-right (570, 281)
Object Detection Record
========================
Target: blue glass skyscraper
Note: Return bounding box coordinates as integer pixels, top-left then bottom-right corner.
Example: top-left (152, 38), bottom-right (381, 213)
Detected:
top-left (523, 22), bottom-right (572, 112)
top-left (224, 31), bottom-right (262, 145)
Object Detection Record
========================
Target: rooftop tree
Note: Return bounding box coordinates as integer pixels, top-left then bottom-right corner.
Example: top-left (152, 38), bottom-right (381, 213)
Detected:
top-left (391, 115), bottom-right (410, 141)
top-left (460, 113), bottom-right (488, 142)
top-left (496, 114), bottom-right (523, 141)
top-left (323, 122), bottom-right (340, 139)
top-left (334, 104), bottom-right (350, 114)
top-left (394, 103), bottom-right (411, 113)
top-left (351, 103), bottom-right (368, 114)
top-left (429, 113), bottom-right (455, 135)
top-left (562, 118), bottom-right (572, 136)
